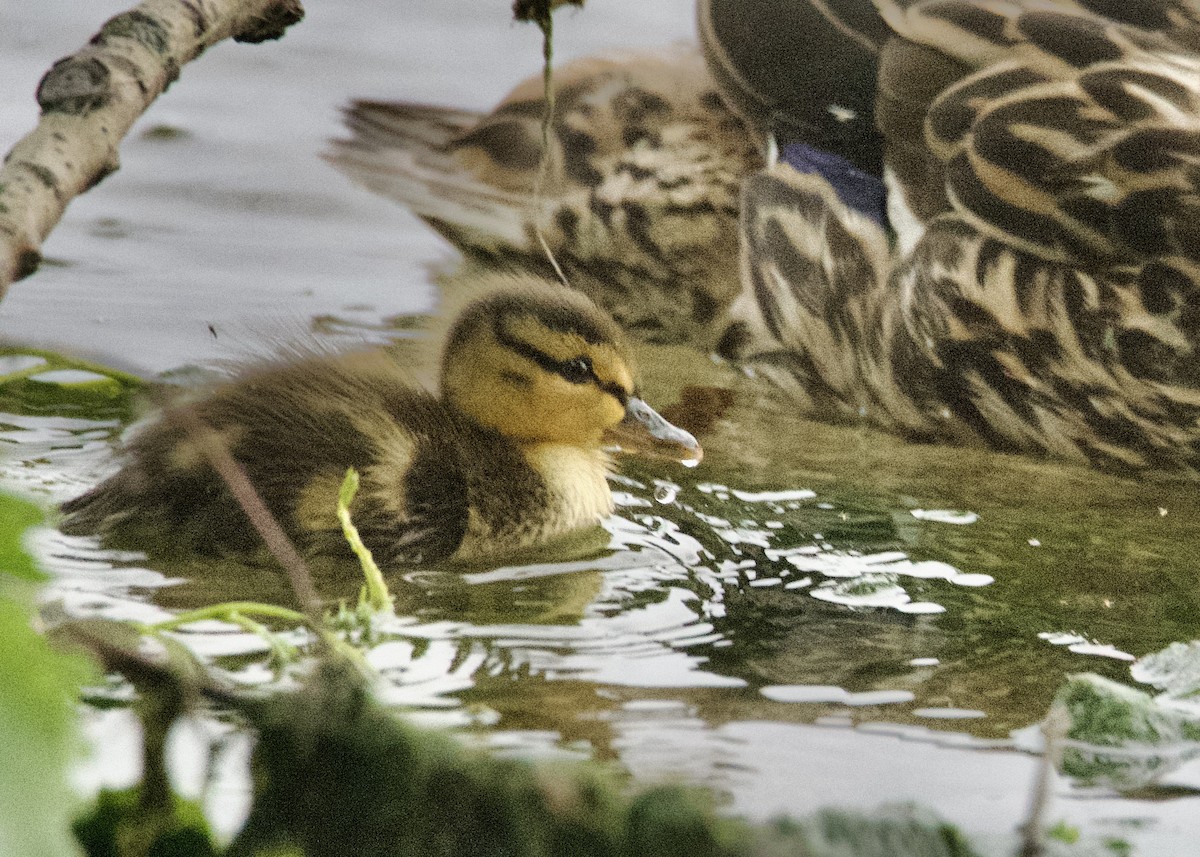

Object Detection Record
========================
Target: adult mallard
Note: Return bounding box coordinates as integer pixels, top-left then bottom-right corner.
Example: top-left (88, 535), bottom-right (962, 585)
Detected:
top-left (324, 48), bottom-right (762, 347)
top-left (326, 0), bottom-right (1200, 473)
top-left (702, 0), bottom-right (1200, 472)
top-left (60, 273), bottom-right (701, 565)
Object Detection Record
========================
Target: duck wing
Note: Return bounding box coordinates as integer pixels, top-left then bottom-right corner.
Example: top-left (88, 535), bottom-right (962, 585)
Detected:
top-left (721, 1), bottom-right (1200, 469)
top-left (327, 100), bottom-right (535, 252)
top-left (876, 0), bottom-right (1200, 269)
top-left (723, 164), bottom-right (914, 420)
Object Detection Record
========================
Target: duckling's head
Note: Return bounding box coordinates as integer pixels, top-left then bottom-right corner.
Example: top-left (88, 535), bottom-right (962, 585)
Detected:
top-left (441, 276), bottom-right (701, 461)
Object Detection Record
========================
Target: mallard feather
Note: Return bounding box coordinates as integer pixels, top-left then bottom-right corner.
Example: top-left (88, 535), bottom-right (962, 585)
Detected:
top-left (713, 0), bottom-right (1200, 472)
top-left (324, 48), bottom-right (762, 345)
top-left (321, 0), bottom-right (1200, 472)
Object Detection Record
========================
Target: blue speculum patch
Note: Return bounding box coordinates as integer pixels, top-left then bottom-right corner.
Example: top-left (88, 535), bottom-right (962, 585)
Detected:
top-left (780, 142), bottom-right (889, 228)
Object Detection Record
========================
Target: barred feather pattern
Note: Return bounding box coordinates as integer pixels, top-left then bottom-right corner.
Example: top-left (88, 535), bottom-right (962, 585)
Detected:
top-left (726, 166), bottom-right (938, 433)
top-left (878, 0), bottom-right (1200, 267)
top-left (723, 0), bottom-right (1200, 472)
top-left (326, 50), bottom-right (762, 345)
top-left (729, 161), bottom-right (1200, 471)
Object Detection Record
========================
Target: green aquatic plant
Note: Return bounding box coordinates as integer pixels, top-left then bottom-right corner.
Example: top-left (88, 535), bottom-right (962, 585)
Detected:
top-left (124, 468), bottom-right (396, 673)
top-left (1052, 643), bottom-right (1200, 790)
top-left (0, 346), bottom-right (143, 419)
top-left (336, 467), bottom-right (393, 614)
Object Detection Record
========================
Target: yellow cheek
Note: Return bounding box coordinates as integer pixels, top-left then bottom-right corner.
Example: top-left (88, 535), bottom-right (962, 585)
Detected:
top-left (516, 380), bottom-right (625, 445)
top-left (599, 395), bottom-right (625, 429)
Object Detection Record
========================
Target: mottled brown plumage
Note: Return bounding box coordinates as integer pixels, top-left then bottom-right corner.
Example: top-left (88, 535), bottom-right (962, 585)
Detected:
top-left (324, 48), bottom-right (762, 346)
top-left (323, 0), bottom-right (1200, 473)
top-left (711, 0), bottom-right (1200, 473)
top-left (61, 274), bottom-right (700, 564)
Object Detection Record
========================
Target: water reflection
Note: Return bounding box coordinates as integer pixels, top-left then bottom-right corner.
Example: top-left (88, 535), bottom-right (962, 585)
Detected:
top-left (5, 0), bottom-right (1198, 847)
top-left (6, 381), bottom-right (1197, 753)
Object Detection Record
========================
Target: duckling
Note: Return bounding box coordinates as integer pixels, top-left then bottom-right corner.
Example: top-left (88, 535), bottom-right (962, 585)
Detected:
top-left (60, 274), bottom-right (701, 564)
top-left (704, 0), bottom-right (1200, 473)
top-left (323, 48), bottom-right (762, 346)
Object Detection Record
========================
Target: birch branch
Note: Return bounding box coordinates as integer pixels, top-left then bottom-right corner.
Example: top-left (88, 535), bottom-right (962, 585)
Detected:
top-left (0, 0), bottom-right (305, 298)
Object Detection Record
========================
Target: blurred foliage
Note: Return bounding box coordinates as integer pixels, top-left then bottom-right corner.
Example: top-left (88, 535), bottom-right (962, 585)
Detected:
top-left (1055, 661), bottom-right (1200, 790)
top-left (74, 788), bottom-right (216, 857)
top-left (62, 639), bottom-right (984, 857)
top-left (0, 492), bottom-right (95, 857)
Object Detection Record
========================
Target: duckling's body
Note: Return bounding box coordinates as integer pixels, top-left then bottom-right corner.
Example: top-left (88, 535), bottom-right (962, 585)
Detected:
top-left (324, 48), bottom-right (762, 346)
top-left (61, 276), bottom-right (699, 564)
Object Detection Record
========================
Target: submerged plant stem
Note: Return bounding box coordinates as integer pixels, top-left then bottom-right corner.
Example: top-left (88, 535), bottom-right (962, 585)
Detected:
top-left (167, 406), bottom-right (322, 620)
top-left (530, 5), bottom-right (569, 286)
top-left (142, 602), bottom-right (309, 632)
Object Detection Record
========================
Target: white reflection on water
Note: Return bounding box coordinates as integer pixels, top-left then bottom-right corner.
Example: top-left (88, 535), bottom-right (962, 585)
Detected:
top-left (469, 587), bottom-right (744, 689)
top-left (0, 411), bottom-right (120, 500)
top-left (910, 508), bottom-right (979, 525)
top-left (729, 487), bottom-right (818, 503)
top-left (761, 685), bottom-right (915, 706)
top-left (1039, 631), bottom-right (1136, 662)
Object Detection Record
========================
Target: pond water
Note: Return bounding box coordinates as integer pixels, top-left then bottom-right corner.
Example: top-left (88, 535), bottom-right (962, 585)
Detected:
top-left (2, 1), bottom-right (1200, 854)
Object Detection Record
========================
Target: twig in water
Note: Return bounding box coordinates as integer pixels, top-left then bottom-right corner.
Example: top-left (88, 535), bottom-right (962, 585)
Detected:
top-left (1018, 703), bottom-right (1070, 857)
top-left (0, 0), bottom-right (305, 296)
top-left (164, 405), bottom-right (321, 623)
top-left (526, 3), bottom-right (571, 287)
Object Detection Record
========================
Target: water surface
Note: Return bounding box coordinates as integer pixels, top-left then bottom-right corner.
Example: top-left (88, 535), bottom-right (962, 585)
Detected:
top-left (2, 1), bottom-right (1199, 853)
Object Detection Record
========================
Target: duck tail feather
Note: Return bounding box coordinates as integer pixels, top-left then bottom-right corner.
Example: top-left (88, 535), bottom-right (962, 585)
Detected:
top-left (324, 100), bottom-right (535, 252)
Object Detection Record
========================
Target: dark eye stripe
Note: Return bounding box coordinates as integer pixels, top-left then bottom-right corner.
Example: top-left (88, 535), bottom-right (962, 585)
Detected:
top-left (598, 380), bottom-right (629, 406)
top-left (494, 322), bottom-right (628, 404)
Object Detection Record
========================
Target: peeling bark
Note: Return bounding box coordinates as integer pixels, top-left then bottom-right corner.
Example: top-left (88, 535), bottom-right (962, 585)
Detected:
top-left (0, 0), bottom-right (305, 298)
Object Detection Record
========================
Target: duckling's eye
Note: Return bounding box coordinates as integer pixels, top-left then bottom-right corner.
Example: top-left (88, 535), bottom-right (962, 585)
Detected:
top-left (559, 356), bottom-right (593, 385)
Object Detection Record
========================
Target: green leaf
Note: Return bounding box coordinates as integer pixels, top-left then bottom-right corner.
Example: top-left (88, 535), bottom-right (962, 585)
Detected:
top-left (0, 491), bottom-right (47, 582)
top-left (0, 493), bottom-right (95, 857)
top-left (1048, 820), bottom-right (1081, 844)
top-left (73, 787), bottom-right (216, 857)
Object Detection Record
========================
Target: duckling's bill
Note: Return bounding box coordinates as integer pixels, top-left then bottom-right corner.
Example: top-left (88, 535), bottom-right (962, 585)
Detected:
top-left (604, 397), bottom-right (702, 466)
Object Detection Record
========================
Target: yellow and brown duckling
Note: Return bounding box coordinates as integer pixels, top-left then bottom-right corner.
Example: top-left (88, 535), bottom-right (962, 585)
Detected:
top-left (324, 48), bottom-right (762, 346)
top-left (60, 275), bottom-right (701, 564)
top-left (704, 0), bottom-right (1200, 473)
